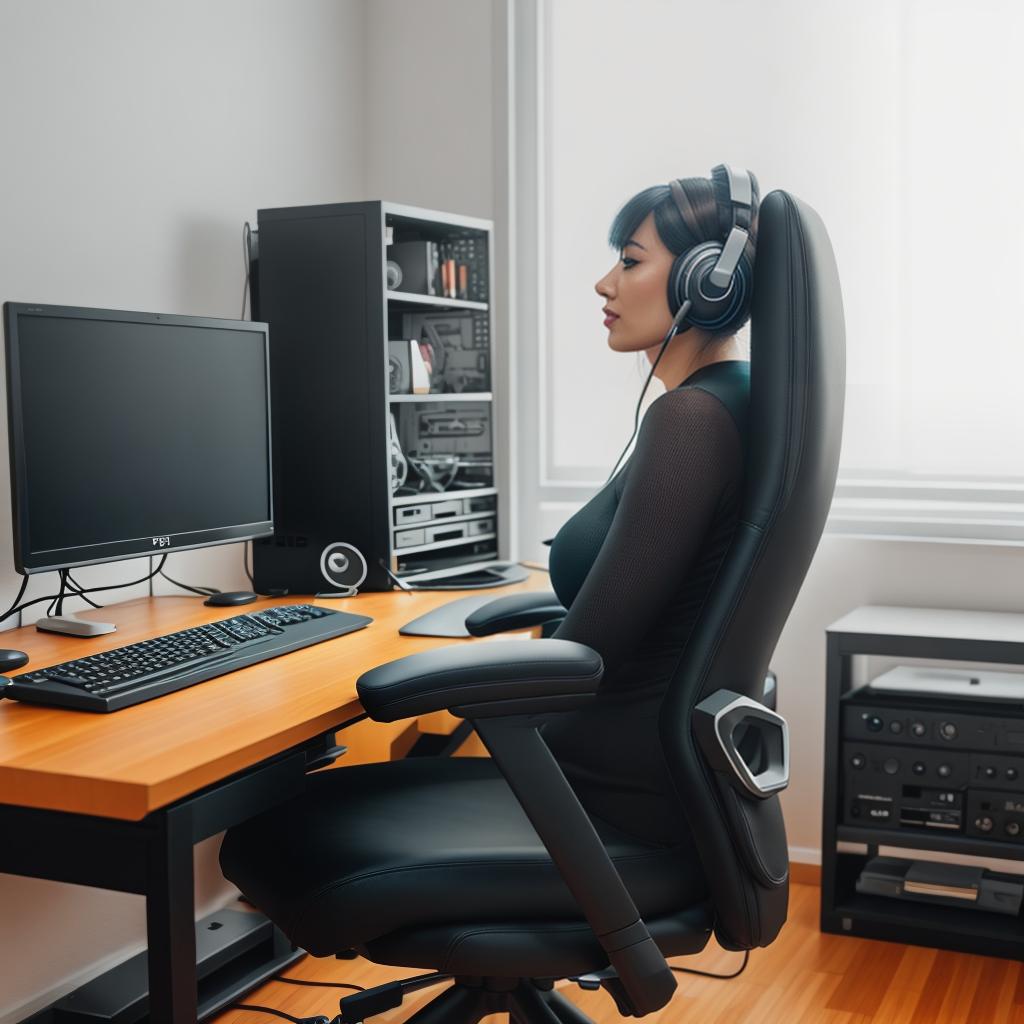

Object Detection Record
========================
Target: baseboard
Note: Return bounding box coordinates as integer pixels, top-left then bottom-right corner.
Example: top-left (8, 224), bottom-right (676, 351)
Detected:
top-left (789, 846), bottom-right (822, 885)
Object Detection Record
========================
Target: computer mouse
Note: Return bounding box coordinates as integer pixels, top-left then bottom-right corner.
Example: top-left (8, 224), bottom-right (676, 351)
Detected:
top-left (203, 591), bottom-right (258, 607)
top-left (0, 649), bottom-right (29, 672)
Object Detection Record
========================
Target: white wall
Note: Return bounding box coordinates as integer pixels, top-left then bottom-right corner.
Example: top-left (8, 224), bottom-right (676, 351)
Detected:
top-left (0, 1), bottom-right (366, 1019)
top-left (363, 0), bottom-right (494, 218)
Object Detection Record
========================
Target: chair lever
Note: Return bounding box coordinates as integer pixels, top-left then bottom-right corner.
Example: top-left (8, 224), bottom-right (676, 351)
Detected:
top-left (336, 972), bottom-right (451, 1024)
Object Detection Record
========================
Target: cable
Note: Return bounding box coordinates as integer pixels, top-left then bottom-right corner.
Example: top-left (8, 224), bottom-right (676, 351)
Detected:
top-left (670, 949), bottom-right (749, 979)
top-left (242, 221), bottom-right (253, 320)
top-left (604, 301), bottom-right (691, 485)
top-left (157, 569), bottom-right (220, 597)
top-left (230, 1004), bottom-right (325, 1024)
top-left (0, 573), bottom-right (29, 624)
top-left (66, 555), bottom-right (168, 598)
top-left (377, 559), bottom-right (432, 593)
top-left (64, 572), bottom-right (104, 609)
top-left (244, 540), bottom-right (255, 586)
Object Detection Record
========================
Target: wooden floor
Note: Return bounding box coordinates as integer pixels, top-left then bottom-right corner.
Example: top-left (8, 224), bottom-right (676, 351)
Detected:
top-left (213, 880), bottom-right (1024, 1023)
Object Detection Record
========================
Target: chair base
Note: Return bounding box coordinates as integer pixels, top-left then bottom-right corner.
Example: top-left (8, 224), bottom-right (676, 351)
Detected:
top-left (339, 977), bottom-right (596, 1023)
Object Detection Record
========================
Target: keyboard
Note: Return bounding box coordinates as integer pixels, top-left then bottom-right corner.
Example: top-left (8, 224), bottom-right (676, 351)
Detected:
top-left (1, 604), bottom-right (373, 712)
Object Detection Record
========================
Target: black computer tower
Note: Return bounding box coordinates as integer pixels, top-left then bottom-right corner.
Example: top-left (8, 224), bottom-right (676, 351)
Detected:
top-left (252, 200), bottom-right (500, 594)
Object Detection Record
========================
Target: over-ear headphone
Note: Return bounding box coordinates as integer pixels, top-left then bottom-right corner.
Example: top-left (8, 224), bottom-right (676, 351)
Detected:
top-left (666, 164), bottom-right (755, 333)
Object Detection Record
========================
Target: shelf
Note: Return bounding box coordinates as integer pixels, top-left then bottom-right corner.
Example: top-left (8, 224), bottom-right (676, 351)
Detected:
top-left (837, 824), bottom-right (1024, 860)
top-left (394, 532), bottom-right (497, 557)
top-left (389, 392), bottom-right (493, 403)
top-left (394, 510), bottom-right (495, 533)
top-left (392, 487), bottom-right (496, 507)
top-left (832, 891), bottom-right (1024, 944)
top-left (386, 290), bottom-right (488, 311)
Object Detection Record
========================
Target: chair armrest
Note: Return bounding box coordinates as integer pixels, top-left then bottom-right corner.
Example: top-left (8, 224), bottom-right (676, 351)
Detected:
top-left (356, 638), bottom-right (674, 1014)
top-left (355, 638), bottom-right (602, 722)
top-left (464, 590), bottom-right (567, 637)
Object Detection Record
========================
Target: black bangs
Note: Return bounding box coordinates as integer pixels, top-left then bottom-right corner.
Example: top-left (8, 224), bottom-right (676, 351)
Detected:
top-left (607, 186), bottom-right (668, 251)
top-left (607, 183), bottom-right (699, 256)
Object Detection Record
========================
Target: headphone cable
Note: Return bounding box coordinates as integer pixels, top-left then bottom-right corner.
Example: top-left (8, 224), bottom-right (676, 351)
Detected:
top-left (604, 299), bottom-right (691, 484)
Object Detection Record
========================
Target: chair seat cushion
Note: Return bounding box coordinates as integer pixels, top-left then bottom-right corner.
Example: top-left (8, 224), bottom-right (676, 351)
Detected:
top-left (220, 757), bottom-right (708, 957)
top-left (362, 905), bottom-right (714, 978)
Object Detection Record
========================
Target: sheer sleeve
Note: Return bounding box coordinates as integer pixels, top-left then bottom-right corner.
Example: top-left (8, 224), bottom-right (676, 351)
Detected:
top-left (550, 387), bottom-right (743, 672)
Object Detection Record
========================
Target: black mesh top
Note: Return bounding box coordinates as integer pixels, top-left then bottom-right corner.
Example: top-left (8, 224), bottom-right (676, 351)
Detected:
top-left (543, 359), bottom-right (750, 846)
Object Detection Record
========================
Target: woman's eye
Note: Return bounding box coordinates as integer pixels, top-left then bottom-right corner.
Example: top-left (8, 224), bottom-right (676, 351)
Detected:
top-left (621, 256), bottom-right (638, 269)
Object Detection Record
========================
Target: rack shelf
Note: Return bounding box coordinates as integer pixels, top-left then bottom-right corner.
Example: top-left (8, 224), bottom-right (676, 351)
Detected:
top-left (251, 199), bottom-right (501, 593)
top-left (822, 605), bottom-right (1024, 960)
top-left (386, 290), bottom-right (488, 311)
top-left (389, 392), bottom-right (493, 403)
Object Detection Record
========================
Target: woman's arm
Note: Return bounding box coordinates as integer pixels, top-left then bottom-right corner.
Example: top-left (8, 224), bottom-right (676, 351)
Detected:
top-left (551, 386), bottom-right (743, 671)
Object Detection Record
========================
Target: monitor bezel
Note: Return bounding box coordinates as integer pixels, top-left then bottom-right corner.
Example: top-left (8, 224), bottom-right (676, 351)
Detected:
top-left (3, 302), bottom-right (275, 575)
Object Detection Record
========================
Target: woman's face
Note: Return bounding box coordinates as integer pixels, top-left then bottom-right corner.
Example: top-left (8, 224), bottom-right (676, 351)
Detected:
top-left (595, 212), bottom-right (675, 352)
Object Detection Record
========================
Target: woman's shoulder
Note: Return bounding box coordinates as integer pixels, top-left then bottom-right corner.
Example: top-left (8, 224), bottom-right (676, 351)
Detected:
top-left (656, 360), bottom-right (750, 440)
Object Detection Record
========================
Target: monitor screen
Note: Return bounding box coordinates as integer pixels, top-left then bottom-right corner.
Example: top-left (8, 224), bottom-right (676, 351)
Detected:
top-left (4, 303), bottom-right (273, 573)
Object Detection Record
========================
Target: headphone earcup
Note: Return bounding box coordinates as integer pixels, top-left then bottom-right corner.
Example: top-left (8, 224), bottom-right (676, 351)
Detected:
top-left (668, 241), bottom-right (751, 332)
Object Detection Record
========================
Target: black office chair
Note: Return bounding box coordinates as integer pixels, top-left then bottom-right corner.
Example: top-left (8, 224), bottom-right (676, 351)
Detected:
top-left (220, 189), bottom-right (845, 1023)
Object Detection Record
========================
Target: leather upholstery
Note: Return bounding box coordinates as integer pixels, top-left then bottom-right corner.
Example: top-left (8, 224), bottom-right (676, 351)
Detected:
top-left (464, 591), bottom-right (568, 637)
top-left (220, 757), bottom-right (708, 960)
top-left (356, 638), bottom-right (603, 722)
top-left (362, 904), bottom-right (713, 978)
top-left (660, 190), bottom-right (845, 949)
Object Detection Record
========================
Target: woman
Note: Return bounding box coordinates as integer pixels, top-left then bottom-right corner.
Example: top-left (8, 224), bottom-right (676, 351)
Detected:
top-left (542, 165), bottom-right (759, 847)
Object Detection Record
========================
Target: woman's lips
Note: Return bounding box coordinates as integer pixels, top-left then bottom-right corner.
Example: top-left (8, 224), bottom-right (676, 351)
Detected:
top-left (604, 314), bottom-right (619, 327)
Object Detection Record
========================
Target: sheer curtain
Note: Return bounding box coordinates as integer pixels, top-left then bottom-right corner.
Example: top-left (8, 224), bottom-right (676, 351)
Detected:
top-left (531, 0), bottom-right (1024, 544)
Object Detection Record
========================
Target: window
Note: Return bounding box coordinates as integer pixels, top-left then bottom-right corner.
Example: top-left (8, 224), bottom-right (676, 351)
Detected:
top-left (520, 0), bottom-right (1024, 545)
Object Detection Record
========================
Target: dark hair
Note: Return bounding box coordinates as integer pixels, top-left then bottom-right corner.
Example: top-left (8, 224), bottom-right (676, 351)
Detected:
top-left (608, 165), bottom-right (761, 344)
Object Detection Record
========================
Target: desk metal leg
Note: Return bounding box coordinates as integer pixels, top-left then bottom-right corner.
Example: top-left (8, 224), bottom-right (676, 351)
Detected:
top-left (146, 805), bottom-right (197, 1024)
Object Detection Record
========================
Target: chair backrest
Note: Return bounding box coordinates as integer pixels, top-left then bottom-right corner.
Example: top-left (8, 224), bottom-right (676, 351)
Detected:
top-left (659, 190), bottom-right (846, 949)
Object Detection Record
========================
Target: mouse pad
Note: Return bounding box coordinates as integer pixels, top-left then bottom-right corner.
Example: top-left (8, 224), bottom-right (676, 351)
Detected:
top-left (398, 594), bottom-right (499, 637)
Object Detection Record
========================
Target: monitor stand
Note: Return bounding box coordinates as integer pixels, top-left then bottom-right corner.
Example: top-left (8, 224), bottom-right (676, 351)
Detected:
top-left (35, 569), bottom-right (117, 636)
top-left (36, 613), bottom-right (116, 637)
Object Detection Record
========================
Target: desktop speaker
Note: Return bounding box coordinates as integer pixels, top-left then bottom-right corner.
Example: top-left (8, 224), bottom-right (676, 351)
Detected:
top-left (319, 542), bottom-right (368, 598)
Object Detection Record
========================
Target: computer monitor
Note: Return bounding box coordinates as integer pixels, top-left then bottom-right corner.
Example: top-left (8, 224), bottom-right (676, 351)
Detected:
top-left (3, 303), bottom-right (273, 579)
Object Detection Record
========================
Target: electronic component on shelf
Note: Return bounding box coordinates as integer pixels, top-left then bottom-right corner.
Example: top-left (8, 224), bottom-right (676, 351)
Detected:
top-left (840, 688), bottom-right (1024, 844)
top-left (401, 311), bottom-right (490, 393)
top-left (867, 664), bottom-right (1024, 703)
top-left (856, 856), bottom-right (1024, 916)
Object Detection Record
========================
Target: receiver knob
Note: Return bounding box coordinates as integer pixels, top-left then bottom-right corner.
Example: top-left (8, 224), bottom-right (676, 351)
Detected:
top-left (939, 721), bottom-right (958, 741)
top-left (1007, 767), bottom-right (1019, 782)
top-left (1006, 822), bottom-right (1021, 837)
top-left (866, 715), bottom-right (884, 733)
top-left (883, 758), bottom-right (900, 776)
top-left (849, 753), bottom-right (866, 770)
top-left (975, 816), bottom-right (994, 832)
top-left (937, 764), bottom-right (952, 778)
top-left (910, 721), bottom-right (927, 738)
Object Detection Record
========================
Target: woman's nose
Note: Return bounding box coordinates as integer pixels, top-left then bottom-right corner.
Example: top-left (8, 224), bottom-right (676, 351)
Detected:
top-left (595, 268), bottom-right (615, 298)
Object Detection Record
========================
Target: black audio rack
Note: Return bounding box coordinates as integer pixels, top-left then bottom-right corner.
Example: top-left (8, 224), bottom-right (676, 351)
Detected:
top-left (823, 605), bottom-right (1024, 960)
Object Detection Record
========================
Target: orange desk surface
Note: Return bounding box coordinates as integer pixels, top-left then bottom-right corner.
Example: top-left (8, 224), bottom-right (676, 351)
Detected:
top-left (0, 570), bottom-right (546, 821)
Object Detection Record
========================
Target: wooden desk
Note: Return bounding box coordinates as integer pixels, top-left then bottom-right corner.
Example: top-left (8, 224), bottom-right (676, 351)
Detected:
top-left (0, 572), bottom-right (546, 1024)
